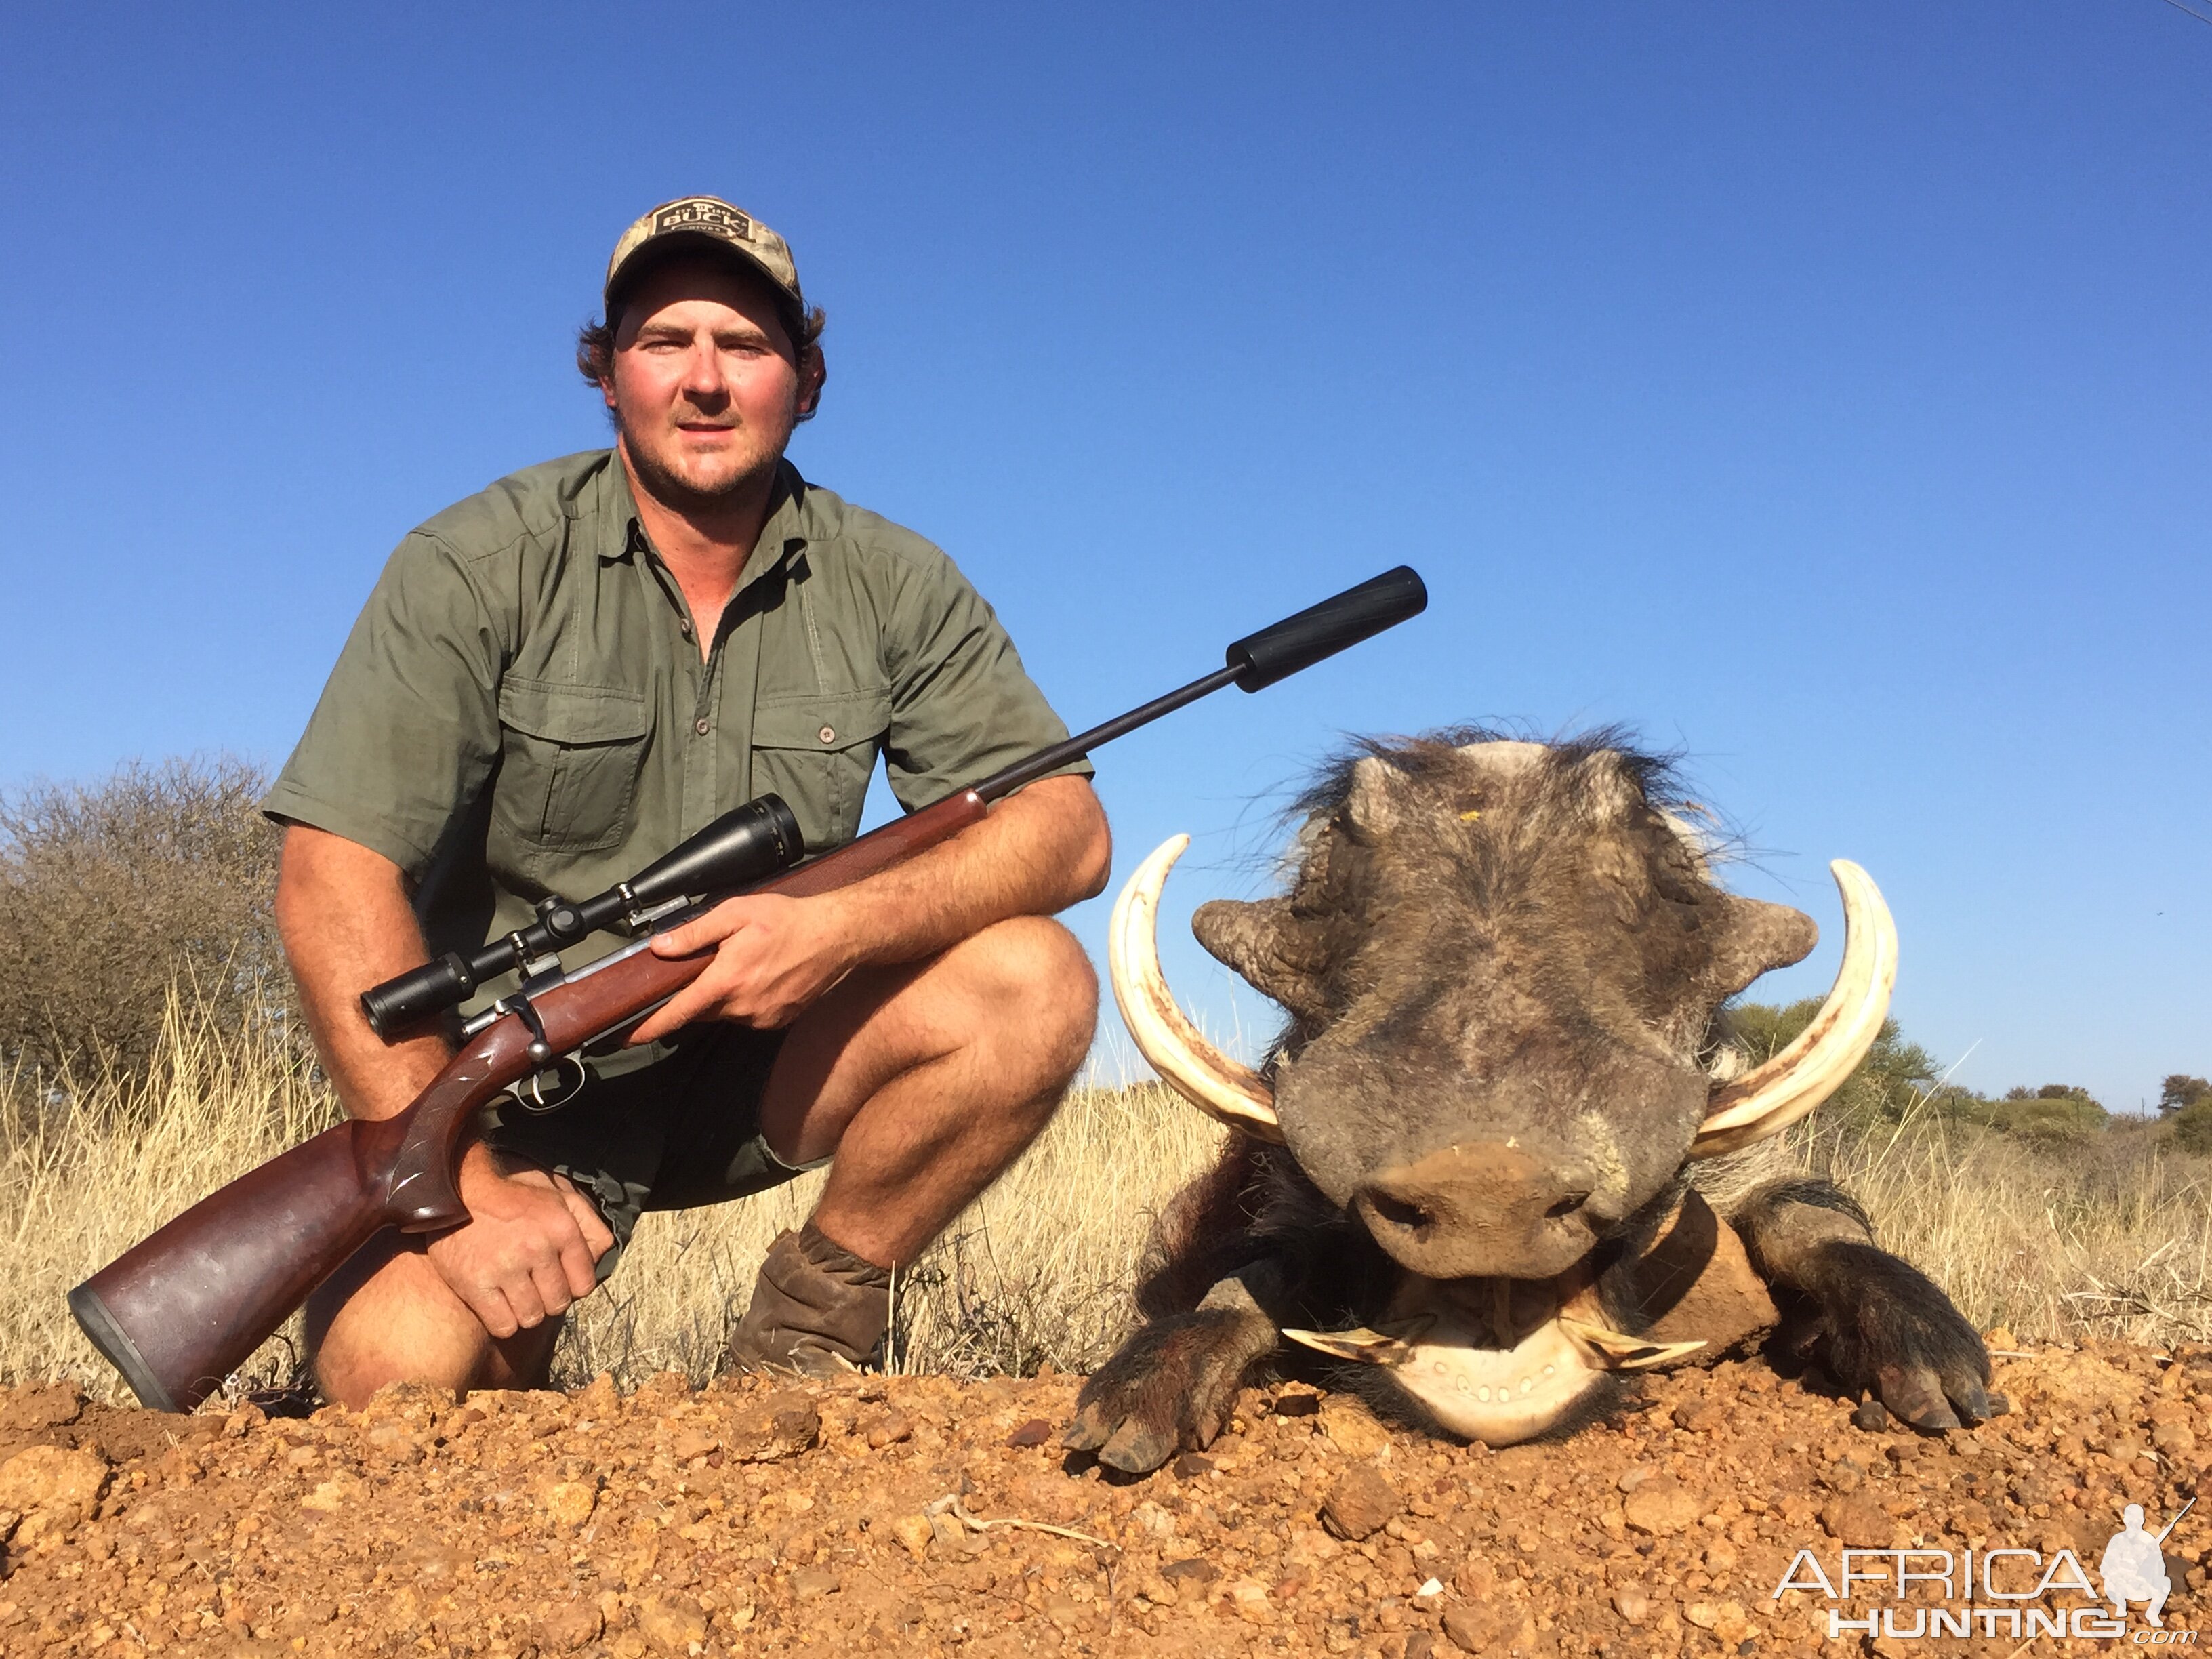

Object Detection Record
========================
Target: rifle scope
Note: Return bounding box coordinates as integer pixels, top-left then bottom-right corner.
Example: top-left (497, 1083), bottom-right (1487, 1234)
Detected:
top-left (360, 794), bottom-right (804, 1038)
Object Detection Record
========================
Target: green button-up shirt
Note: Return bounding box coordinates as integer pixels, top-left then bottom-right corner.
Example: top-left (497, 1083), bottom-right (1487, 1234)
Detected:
top-left (264, 449), bottom-right (1086, 1006)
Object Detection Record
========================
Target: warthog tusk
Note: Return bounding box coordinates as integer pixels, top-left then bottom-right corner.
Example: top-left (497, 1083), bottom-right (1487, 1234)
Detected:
top-left (1286, 1303), bottom-right (1707, 1445)
top-left (1691, 859), bottom-right (1898, 1159)
top-left (1558, 1318), bottom-right (1708, 1372)
top-left (1281, 1326), bottom-right (1419, 1366)
top-left (1109, 835), bottom-right (1285, 1143)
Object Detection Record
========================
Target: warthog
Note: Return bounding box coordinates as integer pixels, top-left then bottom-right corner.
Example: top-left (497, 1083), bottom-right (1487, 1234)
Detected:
top-left (1065, 730), bottom-right (1991, 1473)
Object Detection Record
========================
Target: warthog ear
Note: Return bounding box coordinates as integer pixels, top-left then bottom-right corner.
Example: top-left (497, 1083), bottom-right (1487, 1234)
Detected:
top-left (1343, 755), bottom-right (1406, 840)
top-left (1193, 898), bottom-right (1332, 1024)
top-left (1708, 897), bottom-right (1818, 996)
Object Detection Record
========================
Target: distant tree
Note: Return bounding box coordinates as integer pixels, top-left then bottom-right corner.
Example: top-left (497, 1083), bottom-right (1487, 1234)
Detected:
top-left (1724, 999), bottom-right (1938, 1124)
top-left (0, 756), bottom-right (287, 1082)
top-left (2000, 1082), bottom-right (2108, 1112)
top-left (1977, 1089), bottom-right (2110, 1143)
top-left (1726, 1002), bottom-right (2118, 1145)
top-left (2158, 1075), bottom-right (2212, 1117)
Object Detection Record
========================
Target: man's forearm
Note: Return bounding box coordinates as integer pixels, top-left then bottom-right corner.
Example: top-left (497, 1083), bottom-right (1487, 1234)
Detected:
top-left (274, 824), bottom-right (455, 1122)
top-left (821, 775), bottom-right (1111, 972)
top-left (630, 773), bottom-right (1111, 1044)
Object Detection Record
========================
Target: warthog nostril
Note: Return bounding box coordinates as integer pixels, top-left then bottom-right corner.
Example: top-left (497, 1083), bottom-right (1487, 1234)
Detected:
top-left (1367, 1192), bottom-right (1432, 1233)
top-left (1543, 1191), bottom-right (1591, 1221)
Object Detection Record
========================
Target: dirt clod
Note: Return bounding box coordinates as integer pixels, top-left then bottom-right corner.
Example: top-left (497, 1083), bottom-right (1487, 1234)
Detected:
top-left (1320, 1462), bottom-right (1402, 1539)
top-left (722, 1389), bottom-right (821, 1462)
top-left (1622, 1475), bottom-right (1700, 1534)
top-left (636, 1591), bottom-right (708, 1647)
top-left (540, 1477), bottom-right (598, 1528)
top-left (1822, 1490), bottom-right (1898, 1546)
top-left (0, 1382), bottom-right (82, 1437)
top-left (0, 1442), bottom-right (106, 1528)
top-left (1443, 1599), bottom-right (1538, 1654)
top-left (538, 1599), bottom-right (602, 1651)
top-left (1317, 1393), bottom-right (1393, 1458)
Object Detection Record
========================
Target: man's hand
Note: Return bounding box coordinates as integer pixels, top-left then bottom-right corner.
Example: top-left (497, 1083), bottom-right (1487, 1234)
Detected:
top-left (628, 779), bottom-right (1107, 1048)
top-left (425, 1147), bottom-right (616, 1340)
top-left (628, 891), bottom-right (857, 1044)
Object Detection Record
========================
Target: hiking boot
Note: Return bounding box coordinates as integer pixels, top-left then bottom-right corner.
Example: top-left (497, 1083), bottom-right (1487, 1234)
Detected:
top-left (727, 1223), bottom-right (891, 1377)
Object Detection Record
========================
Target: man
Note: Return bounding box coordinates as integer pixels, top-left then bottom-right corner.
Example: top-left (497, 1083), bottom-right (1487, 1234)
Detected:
top-left (264, 196), bottom-right (1111, 1408)
top-left (2100, 1504), bottom-right (2172, 1628)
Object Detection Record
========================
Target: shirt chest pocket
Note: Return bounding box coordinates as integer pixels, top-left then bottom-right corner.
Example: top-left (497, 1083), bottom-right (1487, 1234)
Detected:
top-left (750, 689), bottom-right (891, 852)
top-left (494, 677), bottom-right (651, 855)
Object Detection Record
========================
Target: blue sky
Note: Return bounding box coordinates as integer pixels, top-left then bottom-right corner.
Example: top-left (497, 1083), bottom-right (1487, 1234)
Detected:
top-left (1, 3), bottom-right (2205, 1110)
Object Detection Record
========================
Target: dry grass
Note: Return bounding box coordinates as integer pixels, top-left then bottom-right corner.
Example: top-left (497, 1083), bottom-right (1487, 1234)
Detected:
top-left (552, 1078), bottom-right (1223, 1390)
top-left (1807, 1105), bottom-right (2212, 1349)
top-left (5, 992), bottom-right (2208, 1404)
top-left (0, 994), bottom-right (340, 1401)
top-left (0, 991), bottom-right (1224, 1401)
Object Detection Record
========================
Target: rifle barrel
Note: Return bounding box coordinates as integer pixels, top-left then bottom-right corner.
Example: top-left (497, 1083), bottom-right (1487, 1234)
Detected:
top-left (2158, 1497), bottom-right (2196, 1544)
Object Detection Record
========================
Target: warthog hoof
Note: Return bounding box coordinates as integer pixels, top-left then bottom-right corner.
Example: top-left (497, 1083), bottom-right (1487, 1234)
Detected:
top-left (1065, 1308), bottom-right (1275, 1474)
top-left (1809, 1242), bottom-right (1993, 1431)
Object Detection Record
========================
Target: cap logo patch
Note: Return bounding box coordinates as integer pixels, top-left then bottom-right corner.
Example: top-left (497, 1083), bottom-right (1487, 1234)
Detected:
top-left (653, 199), bottom-right (752, 242)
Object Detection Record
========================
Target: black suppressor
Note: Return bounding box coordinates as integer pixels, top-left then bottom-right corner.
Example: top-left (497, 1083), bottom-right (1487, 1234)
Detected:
top-left (359, 794), bottom-right (805, 1037)
top-left (1225, 565), bottom-right (1427, 692)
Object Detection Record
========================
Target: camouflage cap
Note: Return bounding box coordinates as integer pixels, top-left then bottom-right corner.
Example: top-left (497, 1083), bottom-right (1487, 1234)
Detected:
top-left (602, 195), bottom-right (805, 324)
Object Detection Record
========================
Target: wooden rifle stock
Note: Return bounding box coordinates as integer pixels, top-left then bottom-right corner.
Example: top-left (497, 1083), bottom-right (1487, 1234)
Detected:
top-left (70, 790), bottom-right (987, 1412)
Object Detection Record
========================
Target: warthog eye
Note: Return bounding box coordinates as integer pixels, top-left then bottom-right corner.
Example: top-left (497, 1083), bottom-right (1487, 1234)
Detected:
top-left (1544, 1191), bottom-right (1592, 1220)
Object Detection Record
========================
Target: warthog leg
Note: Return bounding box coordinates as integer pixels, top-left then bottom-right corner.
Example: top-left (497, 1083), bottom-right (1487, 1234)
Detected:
top-left (1727, 1179), bottom-right (1993, 1431)
top-left (1064, 1263), bottom-right (1284, 1474)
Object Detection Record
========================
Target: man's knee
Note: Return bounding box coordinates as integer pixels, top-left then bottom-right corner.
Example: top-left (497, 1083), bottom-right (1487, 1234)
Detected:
top-left (958, 916), bottom-right (1097, 1083)
top-left (307, 1237), bottom-right (544, 1408)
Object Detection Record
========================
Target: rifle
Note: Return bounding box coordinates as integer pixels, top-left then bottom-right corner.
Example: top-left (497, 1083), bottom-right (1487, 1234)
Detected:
top-left (70, 565), bottom-right (1427, 1411)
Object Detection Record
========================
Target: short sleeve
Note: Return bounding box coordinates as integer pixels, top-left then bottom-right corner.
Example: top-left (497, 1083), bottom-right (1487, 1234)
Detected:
top-left (878, 547), bottom-right (1092, 811)
top-left (260, 533), bottom-right (507, 878)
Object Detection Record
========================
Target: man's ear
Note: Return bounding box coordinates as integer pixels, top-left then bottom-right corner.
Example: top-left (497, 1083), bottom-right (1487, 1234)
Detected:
top-left (600, 374), bottom-right (618, 412)
top-left (796, 346), bottom-right (827, 419)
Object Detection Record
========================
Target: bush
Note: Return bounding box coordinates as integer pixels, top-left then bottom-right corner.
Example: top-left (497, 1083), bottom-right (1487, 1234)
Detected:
top-left (1725, 998), bottom-right (1939, 1124)
top-left (1726, 1006), bottom-right (2121, 1145)
top-left (2171, 1100), bottom-right (2212, 1157)
top-left (0, 756), bottom-right (288, 1084)
top-left (1969, 1089), bottom-right (2110, 1143)
top-left (2161, 1075), bottom-right (2212, 1117)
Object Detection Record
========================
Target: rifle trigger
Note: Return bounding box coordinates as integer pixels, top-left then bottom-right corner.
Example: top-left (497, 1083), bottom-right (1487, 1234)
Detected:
top-left (515, 1055), bottom-right (587, 1115)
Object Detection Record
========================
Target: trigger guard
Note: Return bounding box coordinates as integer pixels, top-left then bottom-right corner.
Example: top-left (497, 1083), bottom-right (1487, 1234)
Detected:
top-left (513, 1055), bottom-right (588, 1115)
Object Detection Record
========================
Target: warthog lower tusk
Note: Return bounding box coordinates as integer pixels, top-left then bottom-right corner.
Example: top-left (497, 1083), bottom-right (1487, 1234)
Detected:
top-left (1284, 1304), bottom-right (1706, 1446)
top-left (1557, 1319), bottom-right (1708, 1372)
top-left (1109, 835), bottom-right (1285, 1143)
top-left (1286, 1318), bottom-right (1704, 1376)
top-left (1280, 1326), bottom-right (1418, 1366)
top-left (1690, 859), bottom-right (1898, 1160)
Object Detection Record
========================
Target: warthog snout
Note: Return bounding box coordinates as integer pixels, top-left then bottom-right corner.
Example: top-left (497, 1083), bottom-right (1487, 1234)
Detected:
top-left (1355, 1141), bottom-right (1603, 1282)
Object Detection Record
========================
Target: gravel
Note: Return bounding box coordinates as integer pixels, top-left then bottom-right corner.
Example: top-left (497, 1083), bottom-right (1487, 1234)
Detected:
top-left (0, 1340), bottom-right (2204, 1656)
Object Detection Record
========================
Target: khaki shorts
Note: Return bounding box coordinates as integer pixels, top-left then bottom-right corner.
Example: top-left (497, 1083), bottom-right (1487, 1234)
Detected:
top-left (478, 1021), bottom-right (818, 1282)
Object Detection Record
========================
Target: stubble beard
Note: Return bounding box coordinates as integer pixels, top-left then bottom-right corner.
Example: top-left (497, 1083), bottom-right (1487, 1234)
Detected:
top-left (619, 408), bottom-right (790, 519)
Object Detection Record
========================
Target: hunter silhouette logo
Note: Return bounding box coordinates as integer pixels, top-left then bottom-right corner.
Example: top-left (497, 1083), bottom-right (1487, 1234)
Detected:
top-left (1773, 1500), bottom-right (2197, 1643)
top-left (2103, 1500), bottom-right (2192, 1629)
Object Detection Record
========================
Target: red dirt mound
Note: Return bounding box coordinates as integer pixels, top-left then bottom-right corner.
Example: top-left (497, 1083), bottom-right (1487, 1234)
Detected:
top-left (0, 1340), bottom-right (2204, 1656)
